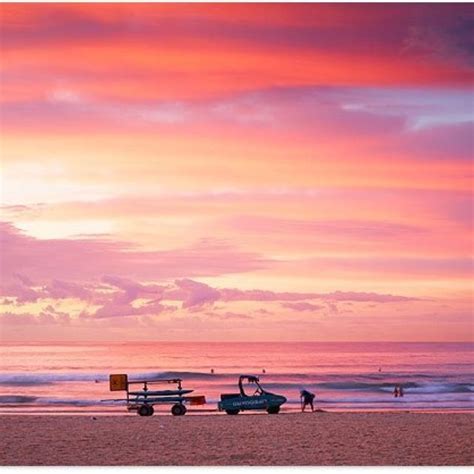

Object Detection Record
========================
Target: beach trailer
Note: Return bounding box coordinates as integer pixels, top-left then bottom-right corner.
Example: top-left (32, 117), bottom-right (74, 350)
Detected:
top-left (218, 375), bottom-right (287, 415)
top-left (109, 374), bottom-right (206, 416)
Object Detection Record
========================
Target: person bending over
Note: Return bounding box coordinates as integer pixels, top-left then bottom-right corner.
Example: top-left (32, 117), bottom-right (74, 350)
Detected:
top-left (300, 389), bottom-right (316, 412)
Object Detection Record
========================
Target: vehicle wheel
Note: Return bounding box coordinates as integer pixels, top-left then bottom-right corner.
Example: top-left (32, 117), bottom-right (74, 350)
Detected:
top-left (171, 403), bottom-right (186, 416)
top-left (147, 405), bottom-right (154, 416)
top-left (225, 409), bottom-right (240, 415)
top-left (267, 406), bottom-right (280, 414)
top-left (138, 405), bottom-right (151, 417)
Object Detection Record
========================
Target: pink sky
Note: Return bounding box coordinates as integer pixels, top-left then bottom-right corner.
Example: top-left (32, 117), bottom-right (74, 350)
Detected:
top-left (0, 3), bottom-right (472, 342)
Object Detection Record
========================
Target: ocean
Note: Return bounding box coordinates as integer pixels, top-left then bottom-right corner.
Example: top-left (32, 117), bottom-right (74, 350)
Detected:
top-left (0, 342), bottom-right (472, 413)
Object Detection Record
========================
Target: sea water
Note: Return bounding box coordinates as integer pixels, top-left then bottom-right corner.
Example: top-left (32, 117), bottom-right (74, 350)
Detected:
top-left (0, 342), bottom-right (472, 413)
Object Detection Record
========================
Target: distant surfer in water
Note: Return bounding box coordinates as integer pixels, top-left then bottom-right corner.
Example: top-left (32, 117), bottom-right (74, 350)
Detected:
top-left (300, 389), bottom-right (315, 412)
top-left (393, 385), bottom-right (404, 397)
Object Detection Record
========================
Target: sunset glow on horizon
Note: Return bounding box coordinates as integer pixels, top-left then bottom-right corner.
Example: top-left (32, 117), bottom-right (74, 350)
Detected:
top-left (0, 3), bottom-right (472, 342)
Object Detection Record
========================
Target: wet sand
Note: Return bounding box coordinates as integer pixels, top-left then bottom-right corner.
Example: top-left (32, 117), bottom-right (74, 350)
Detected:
top-left (1, 412), bottom-right (472, 465)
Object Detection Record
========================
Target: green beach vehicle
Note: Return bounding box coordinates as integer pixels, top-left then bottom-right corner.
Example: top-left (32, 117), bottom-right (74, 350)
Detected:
top-left (218, 375), bottom-right (287, 415)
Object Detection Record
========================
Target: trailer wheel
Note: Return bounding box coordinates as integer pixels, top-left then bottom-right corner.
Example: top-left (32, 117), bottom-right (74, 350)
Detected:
top-left (171, 403), bottom-right (186, 416)
top-left (225, 409), bottom-right (240, 415)
top-left (147, 405), bottom-right (154, 416)
top-left (267, 406), bottom-right (280, 414)
top-left (138, 405), bottom-right (151, 417)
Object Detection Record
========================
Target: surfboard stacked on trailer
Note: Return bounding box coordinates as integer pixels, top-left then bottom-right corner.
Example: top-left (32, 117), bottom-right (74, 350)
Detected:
top-left (109, 374), bottom-right (206, 416)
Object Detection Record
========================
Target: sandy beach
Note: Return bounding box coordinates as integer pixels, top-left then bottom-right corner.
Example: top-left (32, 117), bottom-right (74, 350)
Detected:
top-left (1, 412), bottom-right (472, 465)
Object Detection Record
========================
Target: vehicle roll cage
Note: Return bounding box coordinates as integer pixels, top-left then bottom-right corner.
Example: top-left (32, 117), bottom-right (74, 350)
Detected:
top-left (238, 375), bottom-right (266, 397)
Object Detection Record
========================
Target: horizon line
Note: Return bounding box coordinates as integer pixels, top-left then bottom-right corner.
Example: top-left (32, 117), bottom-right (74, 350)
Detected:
top-left (2, 340), bottom-right (472, 345)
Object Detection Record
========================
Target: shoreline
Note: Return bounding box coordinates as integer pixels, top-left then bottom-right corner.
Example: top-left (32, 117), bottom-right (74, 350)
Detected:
top-left (1, 408), bottom-right (474, 415)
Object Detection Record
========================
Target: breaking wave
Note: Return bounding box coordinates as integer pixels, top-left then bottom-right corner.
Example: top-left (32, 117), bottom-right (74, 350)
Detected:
top-left (0, 371), bottom-right (231, 386)
top-left (0, 371), bottom-right (472, 392)
top-left (0, 395), bottom-right (39, 404)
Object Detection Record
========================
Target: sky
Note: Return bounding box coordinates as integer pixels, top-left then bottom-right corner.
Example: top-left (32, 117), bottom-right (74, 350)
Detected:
top-left (0, 3), bottom-right (473, 342)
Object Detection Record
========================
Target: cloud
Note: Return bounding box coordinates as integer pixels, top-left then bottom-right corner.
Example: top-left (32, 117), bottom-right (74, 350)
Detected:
top-left (323, 291), bottom-right (418, 303)
top-left (13, 273), bottom-right (34, 286)
top-left (0, 274), bottom-right (176, 321)
top-left (220, 287), bottom-right (419, 303)
top-left (228, 215), bottom-right (425, 241)
top-left (39, 305), bottom-right (71, 324)
top-left (44, 279), bottom-right (94, 300)
top-left (281, 302), bottom-right (324, 312)
top-left (0, 274), bottom-right (101, 304)
top-left (0, 204), bottom-right (35, 215)
top-left (2, 4), bottom-right (472, 110)
top-left (4, 83), bottom-right (472, 140)
top-left (174, 279), bottom-right (220, 309)
top-left (0, 312), bottom-right (38, 325)
top-left (78, 275), bottom-right (171, 319)
top-left (284, 256), bottom-right (474, 280)
top-left (49, 89), bottom-right (82, 104)
top-left (101, 275), bottom-right (165, 301)
top-left (13, 186), bottom-right (472, 237)
top-left (0, 310), bottom-right (70, 325)
top-left (205, 311), bottom-right (252, 320)
top-left (220, 288), bottom-right (313, 302)
top-left (85, 299), bottom-right (168, 320)
top-left (393, 121), bottom-right (473, 161)
top-left (4, 254), bottom-right (444, 312)
top-left (403, 17), bottom-right (474, 66)
top-left (0, 222), bottom-right (268, 284)
top-left (0, 276), bottom-right (41, 303)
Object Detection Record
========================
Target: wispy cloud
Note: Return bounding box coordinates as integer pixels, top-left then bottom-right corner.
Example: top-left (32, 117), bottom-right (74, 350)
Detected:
top-left (0, 222), bottom-right (268, 284)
